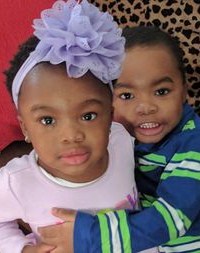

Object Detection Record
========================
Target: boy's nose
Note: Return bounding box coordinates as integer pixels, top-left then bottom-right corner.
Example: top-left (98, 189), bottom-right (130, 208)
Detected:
top-left (135, 102), bottom-right (157, 115)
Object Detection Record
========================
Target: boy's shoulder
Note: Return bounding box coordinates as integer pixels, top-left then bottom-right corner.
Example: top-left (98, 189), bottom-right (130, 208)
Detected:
top-left (177, 105), bottom-right (200, 138)
top-left (171, 104), bottom-right (200, 140)
top-left (160, 109), bottom-right (200, 158)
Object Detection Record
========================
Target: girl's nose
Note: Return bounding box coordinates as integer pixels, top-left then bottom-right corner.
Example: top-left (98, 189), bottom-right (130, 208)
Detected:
top-left (60, 123), bottom-right (85, 143)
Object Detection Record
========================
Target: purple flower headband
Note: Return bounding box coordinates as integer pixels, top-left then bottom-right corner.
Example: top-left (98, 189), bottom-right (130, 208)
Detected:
top-left (12, 0), bottom-right (125, 108)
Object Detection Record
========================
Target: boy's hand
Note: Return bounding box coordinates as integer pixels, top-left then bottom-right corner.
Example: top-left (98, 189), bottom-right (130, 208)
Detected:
top-left (38, 208), bottom-right (77, 253)
top-left (22, 243), bottom-right (55, 253)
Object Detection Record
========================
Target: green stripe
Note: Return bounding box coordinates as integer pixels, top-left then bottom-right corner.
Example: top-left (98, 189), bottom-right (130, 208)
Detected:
top-left (172, 151), bottom-right (200, 162)
top-left (182, 120), bottom-right (195, 131)
top-left (142, 194), bottom-right (156, 203)
top-left (163, 235), bottom-right (200, 246)
top-left (153, 201), bottom-right (177, 240)
top-left (177, 209), bottom-right (191, 230)
top-left (142, 153), bottom-right (166, 164)
top-left (160, 171), bottom-right (171, 180)
top-left (97, 213), bottom-right (111, 253)
top-left (172, 169), bottom-right (200, 181)
top-left (117, 210), bottom-right (131, 252)
top-left (141, 199), bottom-right (152, 208)
top-left (139, 165), bottom-right (158, 172)
top-left (139, 194), bottom-right (156, 208)
top-left (140, 194), bottom-right (156, 208)
top-left (161, 167), bottom-right (200, 181)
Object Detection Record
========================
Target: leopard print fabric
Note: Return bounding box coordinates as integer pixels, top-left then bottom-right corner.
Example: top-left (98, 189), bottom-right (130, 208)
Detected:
top-left (89, 0), bottom-right (200, 114)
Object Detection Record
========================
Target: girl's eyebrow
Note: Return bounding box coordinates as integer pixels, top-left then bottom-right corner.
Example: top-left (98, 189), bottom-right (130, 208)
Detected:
top-left (113, 83), bottom-right (132, 89)
top-left (31, 105), bottom-right (53, 112)
top-left (30, 99), bottom-right (103, 113)
top-left (80, 99), bottom-right (103, 106)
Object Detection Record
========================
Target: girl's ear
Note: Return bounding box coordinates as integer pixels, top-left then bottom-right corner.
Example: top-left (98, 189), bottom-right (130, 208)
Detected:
top-left (17, 115), bottom-right (30, 143)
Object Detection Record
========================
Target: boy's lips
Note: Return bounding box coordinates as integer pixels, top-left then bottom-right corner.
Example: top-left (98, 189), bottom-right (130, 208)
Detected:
top-left (59, 149), bottom-right (90, 165)
top-left (139, 122), bottom-right (159, 129)
top-left (136, 122), bottom-right (164, 136)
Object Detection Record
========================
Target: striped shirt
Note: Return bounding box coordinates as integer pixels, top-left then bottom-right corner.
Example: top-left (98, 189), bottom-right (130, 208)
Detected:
top-left (74, 103), bottom-right (200, 253)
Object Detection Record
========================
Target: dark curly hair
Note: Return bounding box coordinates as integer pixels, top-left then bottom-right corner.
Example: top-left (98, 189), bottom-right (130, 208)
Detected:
top-left (4, 36), bottom-right (39, 96)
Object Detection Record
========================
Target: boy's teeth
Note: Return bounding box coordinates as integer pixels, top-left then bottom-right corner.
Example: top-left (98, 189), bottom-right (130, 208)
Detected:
top-left (140, 123), bottom-right (159, 129)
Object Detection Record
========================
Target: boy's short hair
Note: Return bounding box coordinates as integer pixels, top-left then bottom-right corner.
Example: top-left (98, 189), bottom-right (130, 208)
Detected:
top-left (122, 26), bottom-right (186, 83)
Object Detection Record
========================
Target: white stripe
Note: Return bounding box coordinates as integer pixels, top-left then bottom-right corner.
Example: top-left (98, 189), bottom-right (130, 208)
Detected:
top-left (165, 160), bottom-right (200, 172)
top-left (139, 158), bottom-right (163, 166)
top-left (107, 212), bottom-right (122, 253)
top-left (159, 198), bottom-right (186, 236)
top-left (159, 240), bottom-right (200, 252)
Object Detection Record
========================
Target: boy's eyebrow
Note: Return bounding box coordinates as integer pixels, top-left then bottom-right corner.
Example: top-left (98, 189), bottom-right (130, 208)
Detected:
top-left (114, 77), bottom-right (174, 89)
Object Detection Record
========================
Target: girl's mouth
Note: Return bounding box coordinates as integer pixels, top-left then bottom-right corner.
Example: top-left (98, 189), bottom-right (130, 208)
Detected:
top-left (59, 150), bottom-right (90, 165)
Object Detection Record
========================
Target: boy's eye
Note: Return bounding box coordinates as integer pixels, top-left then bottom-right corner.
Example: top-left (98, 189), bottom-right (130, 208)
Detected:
top-left (40, 116), bottom-right (55, 125)
top-left (82, 112), bottom-right (97, 121)
top-left (155, 88), bottom-right (170, 96)
top-left (119, 93), bottom-right (134, 100)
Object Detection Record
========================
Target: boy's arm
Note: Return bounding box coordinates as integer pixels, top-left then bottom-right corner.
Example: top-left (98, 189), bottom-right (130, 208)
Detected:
top-left (40, 153), bottom-right (200, 252)
top-left (74, 139), bottom-right (200, 252)
top-left (40, 134), bottom-right (200, 252)
top-left (38, 208), bottom-right (75, 253)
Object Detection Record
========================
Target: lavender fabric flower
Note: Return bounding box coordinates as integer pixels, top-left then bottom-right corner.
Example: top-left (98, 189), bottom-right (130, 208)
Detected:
top-left (12, 0), bottom-right (125, 108)
top-left (33, 0), bottom-right (125, 83)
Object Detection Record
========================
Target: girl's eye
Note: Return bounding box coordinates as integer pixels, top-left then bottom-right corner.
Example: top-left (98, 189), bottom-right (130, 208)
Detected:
top-left (82, 112), bottom-right (97, 121)
top-left (155, 88), bottom-right (170, 96)
top-left (40, 116), bottom-right (55, 125)
top-left (119, 93), bottom-right (134, 100)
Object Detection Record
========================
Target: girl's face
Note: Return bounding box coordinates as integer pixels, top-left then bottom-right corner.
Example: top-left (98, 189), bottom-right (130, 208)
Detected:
top-left (113, 45), bottom-right (187, 144)
top-left (18, 64), bottom-right (112, 183)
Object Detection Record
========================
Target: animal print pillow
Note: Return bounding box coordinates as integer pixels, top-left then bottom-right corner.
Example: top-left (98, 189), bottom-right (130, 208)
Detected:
top-left (89, 0), bottom-right (200, 114)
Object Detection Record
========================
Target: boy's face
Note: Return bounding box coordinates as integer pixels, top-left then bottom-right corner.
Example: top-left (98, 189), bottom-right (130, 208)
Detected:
top-left (113, 45), bottom-right (187, 144)
top-left (18, 64), bottom-right (112, 182)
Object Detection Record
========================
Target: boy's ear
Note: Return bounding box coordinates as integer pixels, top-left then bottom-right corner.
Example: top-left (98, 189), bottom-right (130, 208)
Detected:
top-left (182, 82), bottom-right (188, 103)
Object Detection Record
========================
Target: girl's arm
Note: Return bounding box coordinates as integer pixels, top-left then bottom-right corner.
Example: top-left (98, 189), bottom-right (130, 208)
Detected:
top-left (0, 167), bottom-right (36, 252)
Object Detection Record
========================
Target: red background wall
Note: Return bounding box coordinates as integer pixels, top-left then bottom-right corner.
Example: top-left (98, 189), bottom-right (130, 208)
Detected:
top-left (0, 0), bottom-right (55, 150)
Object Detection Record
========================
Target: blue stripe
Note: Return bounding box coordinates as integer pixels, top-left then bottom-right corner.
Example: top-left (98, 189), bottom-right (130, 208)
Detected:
top-left (115, 211), bottom-right (124, 253)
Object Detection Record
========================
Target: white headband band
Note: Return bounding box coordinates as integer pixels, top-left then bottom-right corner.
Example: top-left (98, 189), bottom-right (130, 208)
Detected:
top-left (12, 52), bottom-right (39, 108)
top-left (12, 0), bottom-right (125, 108)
